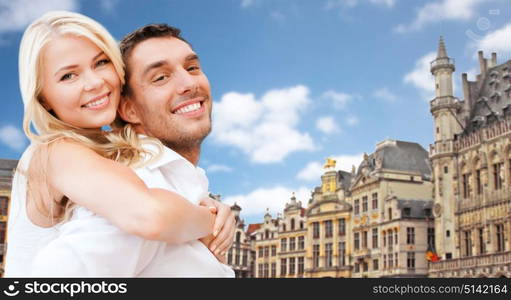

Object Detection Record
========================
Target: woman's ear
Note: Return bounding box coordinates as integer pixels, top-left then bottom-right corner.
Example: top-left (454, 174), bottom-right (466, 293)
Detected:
top-left (117, 96), bottom-right (141, 125)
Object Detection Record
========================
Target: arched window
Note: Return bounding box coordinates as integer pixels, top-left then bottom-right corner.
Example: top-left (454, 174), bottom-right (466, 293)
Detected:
top-left (236, 232), bottom-right (241, 243)
top-left (474, 158), bottom-right (483, 196)
top-left (490, 152), bottom-right (503, 190)
top-left (291, 218), bottom-right (295, 230)
top-left (300, 221), bottom-right (304, 229)
top-left (507, 147), bottom-right (511, 187)
top-left (283, 224), bottom-right (286, 232)
top-left (265, 230), bottom-right (269, 239)
top-left (460, 161), bottom-right (471, 199)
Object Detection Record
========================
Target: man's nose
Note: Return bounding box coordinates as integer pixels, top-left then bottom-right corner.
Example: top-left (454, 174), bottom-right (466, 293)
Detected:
top-left (175, 69), bottom-right (197, 95)
top-left (83, 70), bottom-right (104, 92)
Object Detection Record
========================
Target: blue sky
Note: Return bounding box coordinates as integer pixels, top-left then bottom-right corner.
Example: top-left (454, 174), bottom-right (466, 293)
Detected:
top-left (1, 0), bottom-right (510, 225)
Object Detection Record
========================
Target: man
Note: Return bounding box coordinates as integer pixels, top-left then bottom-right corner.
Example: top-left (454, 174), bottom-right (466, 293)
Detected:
top-left (30, 24), bottom-right (235, 277)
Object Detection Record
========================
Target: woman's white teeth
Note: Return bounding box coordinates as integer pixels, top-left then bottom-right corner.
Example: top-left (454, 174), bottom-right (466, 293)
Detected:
top-left (175, 102), bottom-right (201, 114)
top-left (84, 96), bottom-right (108, 108)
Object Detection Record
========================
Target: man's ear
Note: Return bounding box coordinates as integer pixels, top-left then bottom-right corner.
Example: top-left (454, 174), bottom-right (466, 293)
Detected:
top-left (118, 96), bottom-right (142, 125)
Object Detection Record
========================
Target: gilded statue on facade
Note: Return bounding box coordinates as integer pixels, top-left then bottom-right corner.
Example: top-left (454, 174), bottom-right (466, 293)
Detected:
top-left (324, 158), bottom-right (336, 170)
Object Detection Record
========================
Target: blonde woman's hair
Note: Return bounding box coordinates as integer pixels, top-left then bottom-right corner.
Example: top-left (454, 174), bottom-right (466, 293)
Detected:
top-left (19, 10), bottom-right (161, 224)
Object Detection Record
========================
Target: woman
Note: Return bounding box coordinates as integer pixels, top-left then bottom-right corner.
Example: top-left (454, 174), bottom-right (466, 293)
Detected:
top-left (5, 11), bottom-right (233, 276)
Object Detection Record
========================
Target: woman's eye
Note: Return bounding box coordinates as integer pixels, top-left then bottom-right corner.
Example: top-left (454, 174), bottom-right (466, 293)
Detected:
top-left (96, 59), bottom-right (111, 67)
top-left (60, 73), bottom-right (76, 81)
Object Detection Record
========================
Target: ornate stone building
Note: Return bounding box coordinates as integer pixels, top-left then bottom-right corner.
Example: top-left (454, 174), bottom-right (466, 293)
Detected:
top-left (227, 203), bottom-right (254, 278)
top-left (428, 38), bottom-right (511, 277)
top-left (251, 210), bottom-right (280, 278)
top-left (278, 194), bottom-right (306, 278)
top-left (349, 140), bottom-right (434, 278)
top-left (304, 159), bottom-right (352, 278)
top-left (229, 139), bottom-right (436, 278)
top-left (0, 159), bottom-right (18, 276)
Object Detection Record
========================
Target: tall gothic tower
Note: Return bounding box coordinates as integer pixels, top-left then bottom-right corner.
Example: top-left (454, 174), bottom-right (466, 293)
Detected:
top-left (430, 37), bottom-right (462, 259)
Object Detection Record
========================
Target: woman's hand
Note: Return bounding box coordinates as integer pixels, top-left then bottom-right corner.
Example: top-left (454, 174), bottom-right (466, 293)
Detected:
top-left (199, 234), bottom-right (227, 264)
top-left (199, 197), bottom-right (236, 260)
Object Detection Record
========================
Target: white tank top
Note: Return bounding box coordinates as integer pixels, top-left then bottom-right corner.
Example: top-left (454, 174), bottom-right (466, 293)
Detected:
top-left (4, 144), bottom-right (59, 277)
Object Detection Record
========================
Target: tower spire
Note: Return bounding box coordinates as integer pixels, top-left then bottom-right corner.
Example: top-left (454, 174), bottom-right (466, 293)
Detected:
top-left (437, 36), bottom-right (448, 59)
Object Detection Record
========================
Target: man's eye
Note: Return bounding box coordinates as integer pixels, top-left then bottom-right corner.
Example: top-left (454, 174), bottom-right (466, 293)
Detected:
top-left (60, 73), bottom-right (76, 81)
top-left (96, 59), bottom-right (111, 67)
top-left (153, 75), bottom-right (168, 82)
top-left (188, 66), bottom-right (200, 72)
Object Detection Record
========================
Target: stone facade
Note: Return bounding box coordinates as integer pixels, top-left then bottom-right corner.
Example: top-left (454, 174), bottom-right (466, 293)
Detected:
top-left (0, 159), bottom-right (18, 276)
top-left (428, 38), bottom-right (511, 278)
top-left (278, 194), bottom-right (306, 278)
top-left (227, 203), bottom-right (254, 278)
top-left (225, 38), bottom-right (510, 278)
top-left (229, 139), bottom-right (436, 278)
top-left (251, 210), bottom-right (280, 278)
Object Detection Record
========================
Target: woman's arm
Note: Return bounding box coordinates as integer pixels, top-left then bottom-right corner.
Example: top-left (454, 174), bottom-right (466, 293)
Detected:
top-left (39, 140), bottom-right (215, 244)
top-left (31, 210), bottom-right (160, 277)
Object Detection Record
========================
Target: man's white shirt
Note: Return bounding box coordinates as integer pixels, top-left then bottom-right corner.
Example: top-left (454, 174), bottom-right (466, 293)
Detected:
top-left (30, 142), bottom-right (234, 277)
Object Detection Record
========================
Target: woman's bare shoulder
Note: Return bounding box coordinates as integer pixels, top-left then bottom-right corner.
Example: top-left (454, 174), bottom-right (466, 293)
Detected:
top-left (44, 138), bottom-right (107, 167)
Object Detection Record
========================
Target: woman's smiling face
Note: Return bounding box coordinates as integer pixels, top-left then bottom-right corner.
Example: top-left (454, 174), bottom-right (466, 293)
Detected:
top-left (39, 34), bottom-right (121, 129)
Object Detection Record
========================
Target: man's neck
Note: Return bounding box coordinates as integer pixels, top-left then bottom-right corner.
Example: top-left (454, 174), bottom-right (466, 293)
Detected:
top-left (134, 125), bottom-right (201, 166)
top-left (169, 145), bottom-right (201, 166)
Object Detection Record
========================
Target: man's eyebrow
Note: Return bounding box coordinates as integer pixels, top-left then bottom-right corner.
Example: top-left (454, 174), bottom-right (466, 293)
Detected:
top-left (185, 54), bottom-right (200, 62)
top-left (54, 51), bottom-right (104, 76)
top-left (142, 60), bottom-right (168, 77)
top-left (141, 55), bottom-right (199, 77)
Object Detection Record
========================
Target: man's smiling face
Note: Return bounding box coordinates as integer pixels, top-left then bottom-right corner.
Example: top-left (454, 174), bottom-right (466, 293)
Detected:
top-left (121, 37), bottom-right (212, 151)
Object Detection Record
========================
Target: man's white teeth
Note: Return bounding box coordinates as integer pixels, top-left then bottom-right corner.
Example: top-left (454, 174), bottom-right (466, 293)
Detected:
top-left (83, 96), bottom-right (108, 108)
top-left (175, 102), bottom-right (201, 114)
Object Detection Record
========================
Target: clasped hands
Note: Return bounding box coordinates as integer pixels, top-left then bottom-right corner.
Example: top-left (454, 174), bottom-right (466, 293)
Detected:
top-left (198, 197), bottom-right (236, 264)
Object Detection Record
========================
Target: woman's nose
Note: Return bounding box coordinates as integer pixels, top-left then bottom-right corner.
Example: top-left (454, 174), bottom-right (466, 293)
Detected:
top-left (83, 71), bottom-right (104, 92)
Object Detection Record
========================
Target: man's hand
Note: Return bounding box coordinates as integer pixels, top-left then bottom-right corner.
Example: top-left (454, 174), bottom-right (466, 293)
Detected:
top-left (199, 197), bottom-right (236, 260)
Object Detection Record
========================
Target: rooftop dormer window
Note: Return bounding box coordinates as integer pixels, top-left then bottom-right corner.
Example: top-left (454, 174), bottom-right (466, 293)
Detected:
top-left (403, 207), bottom-right (411, 217)
top-left (424, 208), bottom-right (432, 217)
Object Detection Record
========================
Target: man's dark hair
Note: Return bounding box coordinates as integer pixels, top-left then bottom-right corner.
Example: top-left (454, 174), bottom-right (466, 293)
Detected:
top-left (119, 24), bottom-right (191, 96)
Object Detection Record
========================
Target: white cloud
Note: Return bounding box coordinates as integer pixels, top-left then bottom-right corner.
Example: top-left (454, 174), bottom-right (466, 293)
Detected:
top-left (403, 52), bottom-right (436, 100)
top-left (100, 0), bottom-right (120, 13)
top-left (395, 0), bottom-right (488, 33)
top-left (465, 68), bottom-right (478, 81)
top-left (222, 186), bottom-right (311, 217)
top-left (322, 90), bottom-right (356, 110)
top-left (373, 87), bottom-right (398, 102)
top-left (207, 164), bottom-right (233, 173)
top-left (472, 23), bottom-right (511, 58)
top-left (325, 0), bottom-right (395, 9)
top-left (270, 11), bottom-right (286, 22)
top-left (369, 0), bottom-right (396, 7)
top-left (296, 162), bottom-right (324, 181)
top-left (0, 125), bottom-right (27, 151)
top-left (331, 154), bottom-right (365, 173)
top-left (212, 85), bottom-right (316, 164)
top-left (316, 116), bottom-right (340, 134)
top-left (346, 115), bottom-right (359, 126)
top-left (241, 0), bottom-right (256, 8)
top-left (325, 0), bottom-right (358, 8)
top-left (0, 0), bottom-right (79, 33)
top-left (296, 153), bottom-right (364, 182)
